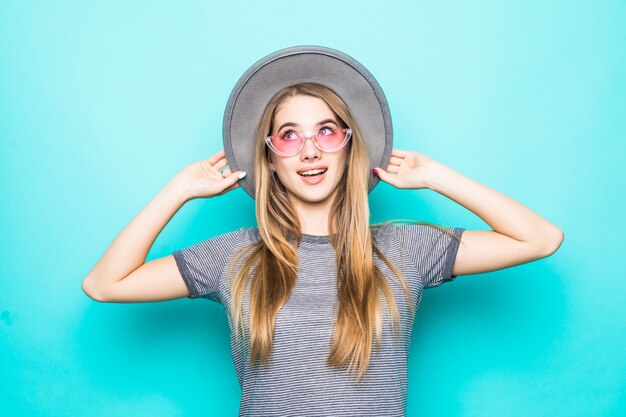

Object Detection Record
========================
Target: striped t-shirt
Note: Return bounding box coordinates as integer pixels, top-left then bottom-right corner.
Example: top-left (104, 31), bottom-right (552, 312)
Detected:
top-left (172, 222), bottom-right (465, 417)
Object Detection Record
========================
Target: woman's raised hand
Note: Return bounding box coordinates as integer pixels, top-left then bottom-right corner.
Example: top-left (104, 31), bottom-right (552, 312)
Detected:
top-left (373, 149), bottom-right (435, 190)
top-left (171, 149), bottom-right (246, 201)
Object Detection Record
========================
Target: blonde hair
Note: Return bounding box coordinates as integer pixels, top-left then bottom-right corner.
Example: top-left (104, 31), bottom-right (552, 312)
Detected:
top-left (227, 83), bottom-right (459, 381)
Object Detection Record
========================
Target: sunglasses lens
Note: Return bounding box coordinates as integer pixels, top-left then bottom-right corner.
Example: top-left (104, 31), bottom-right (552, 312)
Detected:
top-left (316, 128), bottom-right (347, 151)
top-left (270, 134), bottom-right (302, 155)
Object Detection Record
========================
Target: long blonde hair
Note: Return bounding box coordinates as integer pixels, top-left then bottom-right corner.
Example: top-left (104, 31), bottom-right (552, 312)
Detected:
top-left (227, 83), bottom-right (457, 381)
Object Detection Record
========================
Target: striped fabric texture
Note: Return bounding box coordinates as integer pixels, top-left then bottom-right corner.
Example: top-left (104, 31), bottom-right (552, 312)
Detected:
top-left (172, 223), bottom-right (465, 417)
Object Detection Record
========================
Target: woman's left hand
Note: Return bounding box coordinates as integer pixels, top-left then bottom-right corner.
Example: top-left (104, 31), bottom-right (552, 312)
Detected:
top-left (373, 149), bottom-right (435, 190)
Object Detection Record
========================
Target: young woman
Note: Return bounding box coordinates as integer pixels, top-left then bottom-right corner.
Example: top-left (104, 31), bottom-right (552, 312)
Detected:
top-left (82, 49), bottom-right (563, 416)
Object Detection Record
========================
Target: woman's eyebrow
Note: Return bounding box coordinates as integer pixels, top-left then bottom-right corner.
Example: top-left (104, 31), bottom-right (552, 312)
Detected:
top-left (277, 118), bottom-right (338, 131)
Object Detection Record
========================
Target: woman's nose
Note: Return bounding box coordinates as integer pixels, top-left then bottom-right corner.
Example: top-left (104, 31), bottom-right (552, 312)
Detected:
top-left (301, 136), bottom-right (321, 160)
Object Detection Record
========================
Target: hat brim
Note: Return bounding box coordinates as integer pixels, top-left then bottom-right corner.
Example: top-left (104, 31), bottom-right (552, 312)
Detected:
top-left (223, 45), bottom-right (393, 199)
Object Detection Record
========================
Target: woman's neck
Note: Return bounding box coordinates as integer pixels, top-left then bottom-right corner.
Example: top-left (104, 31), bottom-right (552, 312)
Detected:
top-left (289, 195), bottom-right (335, 236)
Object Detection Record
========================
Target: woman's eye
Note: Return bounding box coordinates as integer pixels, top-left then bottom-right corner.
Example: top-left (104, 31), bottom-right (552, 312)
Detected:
top-left (319, 126), bottom-right (335, 136)
top-left (281, 130), bottom-right (299, 140)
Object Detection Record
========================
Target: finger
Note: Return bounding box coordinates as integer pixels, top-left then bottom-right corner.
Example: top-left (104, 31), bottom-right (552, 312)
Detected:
top-left (221, 171), bottom-right (246, 188)
top-left (385, 164), bottom-right (399, 173)
top-left (389, 156), bottom-right (404, 165)
top-left (207, 149), bottom-right (226, 165)
top-left (216, 172), bottom-right (245, 196)
top-left (221, 166), bottom-right (232, 177)
top-left (374, 167), bottom-right (399, 187)
top-left (391, 148), bottom-right (409, 157)
top-left (213, 158), bottom-right (228, 171)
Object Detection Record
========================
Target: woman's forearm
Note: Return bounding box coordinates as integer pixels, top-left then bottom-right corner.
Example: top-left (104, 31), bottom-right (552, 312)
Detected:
top-left (81, 150), bottom-right (245, 301)
top-left (82, 180), bottom-right (188, 293)
top-left (424, 160), bottom-right (563, 247)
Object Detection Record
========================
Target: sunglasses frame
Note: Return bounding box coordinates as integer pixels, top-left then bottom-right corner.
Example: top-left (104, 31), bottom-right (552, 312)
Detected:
top-left (265, 128), bottom-right (352, 157)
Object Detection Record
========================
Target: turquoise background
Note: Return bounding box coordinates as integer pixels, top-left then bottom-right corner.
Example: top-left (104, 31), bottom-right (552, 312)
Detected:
top-left (1, 1), bottom-right (624, 416)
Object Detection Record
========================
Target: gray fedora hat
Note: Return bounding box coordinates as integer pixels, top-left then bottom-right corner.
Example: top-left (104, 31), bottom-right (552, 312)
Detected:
top-left (223, 45), bottom-right (393, 199)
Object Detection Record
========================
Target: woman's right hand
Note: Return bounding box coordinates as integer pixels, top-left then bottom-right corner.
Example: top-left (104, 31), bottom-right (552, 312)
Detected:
top-left (170, 149), bottom-right (246, 202)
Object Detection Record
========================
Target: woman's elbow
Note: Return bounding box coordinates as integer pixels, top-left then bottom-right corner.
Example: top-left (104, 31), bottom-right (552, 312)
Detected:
top-left (81, 276), bottom-right (109, 303)
top-left (542, 227), bottom-right (565, 257)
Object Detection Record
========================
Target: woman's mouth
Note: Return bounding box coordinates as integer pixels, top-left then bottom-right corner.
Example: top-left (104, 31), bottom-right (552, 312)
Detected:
top-left (297, 168), bottom-right (327, 184)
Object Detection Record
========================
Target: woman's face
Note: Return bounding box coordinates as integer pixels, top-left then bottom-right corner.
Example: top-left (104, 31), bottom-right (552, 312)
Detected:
top-left (268, 94), bottom-right (348, 207)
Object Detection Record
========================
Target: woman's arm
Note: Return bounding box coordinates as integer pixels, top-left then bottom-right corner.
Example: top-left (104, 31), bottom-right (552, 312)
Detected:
top-left (81, 150), bottom-right (246, 302)
top-left (374, 149), bottom-right (564, 276)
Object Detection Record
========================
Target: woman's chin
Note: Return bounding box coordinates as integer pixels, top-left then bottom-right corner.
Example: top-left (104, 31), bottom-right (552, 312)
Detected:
top-left (288, 187), bottom-right (336, 205)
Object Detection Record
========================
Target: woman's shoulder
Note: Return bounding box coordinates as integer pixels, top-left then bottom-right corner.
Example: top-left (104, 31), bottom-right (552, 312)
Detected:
top-left (221, 226), bottom-right (261, 243)
top-left (239, 226), bottom-right (262, 242)
top-left (370, 221), bottom-right (407, 239)
top-left (371, 221), bottom-right (464, 244)
top-left (182, 227), bottom-right (261, 252)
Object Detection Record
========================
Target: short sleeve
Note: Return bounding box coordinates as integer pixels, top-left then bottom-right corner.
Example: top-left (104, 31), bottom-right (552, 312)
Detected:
top-left (172, 228), bottom-right (255, 302)
top-left (392, 224), bottom-right (465, 289)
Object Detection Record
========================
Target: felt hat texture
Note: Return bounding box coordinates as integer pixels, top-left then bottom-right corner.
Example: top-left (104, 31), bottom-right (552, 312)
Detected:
top-left (222, 45), bottom-right (393, 199)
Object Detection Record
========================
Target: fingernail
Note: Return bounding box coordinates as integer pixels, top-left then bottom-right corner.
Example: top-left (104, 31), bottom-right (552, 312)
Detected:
top-left (238, 172), bottom-right (247, 179)
top-left (371, 168), bottom-right (379, 177)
